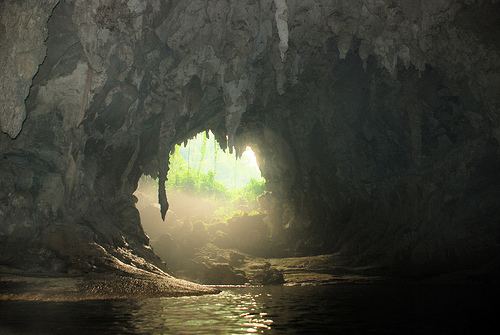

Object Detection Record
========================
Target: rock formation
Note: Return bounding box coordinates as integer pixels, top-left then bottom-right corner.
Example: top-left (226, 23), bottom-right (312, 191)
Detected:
top-left (1, 0), bottom-right (499, 277)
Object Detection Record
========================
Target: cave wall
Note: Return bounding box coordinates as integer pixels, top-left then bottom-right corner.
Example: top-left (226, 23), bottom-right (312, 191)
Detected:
top-left (245, 50), bottom-right (500, 273)
top-left (1, 0), bottom-right (499, 275)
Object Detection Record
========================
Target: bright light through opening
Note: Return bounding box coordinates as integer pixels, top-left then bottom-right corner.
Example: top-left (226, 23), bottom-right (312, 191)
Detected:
top-left (242, 146), bottom-right (258, 169)
top-left (169, 131), bottom-right (263, 189)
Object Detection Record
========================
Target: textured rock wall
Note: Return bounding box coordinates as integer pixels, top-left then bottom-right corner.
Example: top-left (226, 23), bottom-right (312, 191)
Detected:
top-left (0, 0), bottom-right (59, 138)
top-left (1, 0), bottom-right (499, 276)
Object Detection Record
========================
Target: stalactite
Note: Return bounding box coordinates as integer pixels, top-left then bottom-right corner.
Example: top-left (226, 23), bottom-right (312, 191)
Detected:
top-left (273, 0), bottom-right (289, 62)
top-left (157, 117), bottom-right (174, 221)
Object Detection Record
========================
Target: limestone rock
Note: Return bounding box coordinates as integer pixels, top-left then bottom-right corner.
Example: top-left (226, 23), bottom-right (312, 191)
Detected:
top-left (0, 0), bottom-right (59, 137)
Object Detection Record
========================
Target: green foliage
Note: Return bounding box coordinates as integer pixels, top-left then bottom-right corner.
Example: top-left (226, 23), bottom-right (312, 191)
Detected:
top-left (213, 207), bottom-right (262, 222)
top-left (176, 131), bottom-right (262, 188)
top-left (158, 134), bottom-right (267, 223)
top-left (168, 168), bottom-right (228, 198)
top-left (166, 140), bottom-right (266, 202)
top-left (167, 167), bottom-right (265, 202)
top-left (240, 178), bottom-right (266, 201)
top-left (167, 144), bottom-right (226, 197)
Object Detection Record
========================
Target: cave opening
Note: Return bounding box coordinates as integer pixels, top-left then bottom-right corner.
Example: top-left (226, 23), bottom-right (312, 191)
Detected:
top-left (134, 130), bottom-right (278, 281)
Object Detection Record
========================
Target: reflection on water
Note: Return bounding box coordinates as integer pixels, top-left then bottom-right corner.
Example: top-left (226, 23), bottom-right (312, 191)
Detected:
top-left (0, 284), bottom-right (496, 334)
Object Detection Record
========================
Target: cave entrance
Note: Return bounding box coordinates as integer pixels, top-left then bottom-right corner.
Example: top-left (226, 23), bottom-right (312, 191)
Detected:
top-left (134, 131), bottom-right (274, 275)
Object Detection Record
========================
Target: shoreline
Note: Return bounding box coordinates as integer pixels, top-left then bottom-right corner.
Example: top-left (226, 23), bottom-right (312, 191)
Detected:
top-left (0, 272), bottom-right (220, 302)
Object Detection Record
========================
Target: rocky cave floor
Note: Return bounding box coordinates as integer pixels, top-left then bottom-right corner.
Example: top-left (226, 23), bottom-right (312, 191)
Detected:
top-left (2, 184), bottom-right (498, 303)
top-left (0, 250), bottom-right (381, 302)
top-left (0, 261), bottom-right (220, 302)
top-left (0, 192), bottom-right (389, 302)
top-left (170, 243), bottom-right (383, 287)
top-left (3, 244), bottom-right (495, 302)
top-left (1, 238), bottom-right (497, 302)
top-left (0, 208), bottom-right (384, 302)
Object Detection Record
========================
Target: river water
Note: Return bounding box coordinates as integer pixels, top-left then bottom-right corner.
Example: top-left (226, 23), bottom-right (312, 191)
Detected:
top-left (0, 284), bottom-right (495, 334)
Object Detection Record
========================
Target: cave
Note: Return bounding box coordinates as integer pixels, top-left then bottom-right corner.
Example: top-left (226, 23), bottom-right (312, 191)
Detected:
top-left (1, 0), bottom-right (499, 333)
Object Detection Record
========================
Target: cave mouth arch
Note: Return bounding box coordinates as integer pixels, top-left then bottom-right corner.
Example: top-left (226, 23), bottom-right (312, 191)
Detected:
top-left (134, 130), bottom-right (280, 273)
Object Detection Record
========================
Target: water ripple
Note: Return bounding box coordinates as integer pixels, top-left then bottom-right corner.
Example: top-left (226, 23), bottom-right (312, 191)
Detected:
top-left (0, 284), bottom-right (495, 334)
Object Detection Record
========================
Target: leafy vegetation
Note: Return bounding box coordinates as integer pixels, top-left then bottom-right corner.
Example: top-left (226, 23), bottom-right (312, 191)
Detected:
top-left (165, 132), bottom-right (266, 202)
top-left (138, 132), bottom-right (266, 226)
top-left (175, 131), bottom-right (263, 188)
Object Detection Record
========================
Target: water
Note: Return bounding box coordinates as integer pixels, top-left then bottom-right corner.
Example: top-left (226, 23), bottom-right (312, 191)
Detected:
top-left (0, 284), bottom-right (496, 334)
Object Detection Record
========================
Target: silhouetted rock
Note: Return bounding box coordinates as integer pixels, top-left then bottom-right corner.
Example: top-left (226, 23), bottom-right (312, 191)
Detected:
top-left (178, 261), bottom-right (248, 285)
top-left (229, 252), bottom-right (246, 266)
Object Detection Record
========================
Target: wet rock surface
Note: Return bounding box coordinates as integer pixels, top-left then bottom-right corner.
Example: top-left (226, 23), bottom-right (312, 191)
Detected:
top-left (0, 272), bottom-right (219, 302)
top-left (0, 0), bottom-right (499, 283)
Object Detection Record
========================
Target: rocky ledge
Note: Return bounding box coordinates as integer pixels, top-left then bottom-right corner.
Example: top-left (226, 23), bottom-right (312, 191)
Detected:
top-left (0, 264), bottom-right (219, 302)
